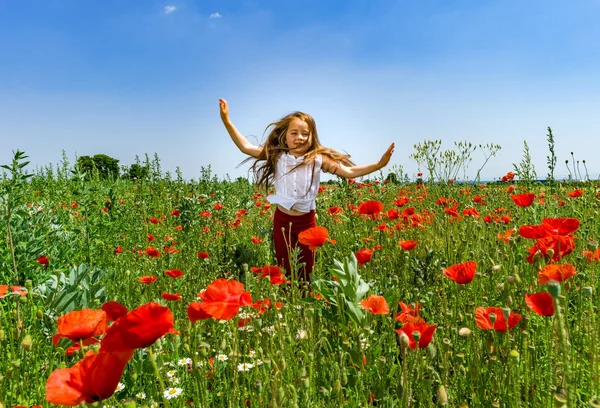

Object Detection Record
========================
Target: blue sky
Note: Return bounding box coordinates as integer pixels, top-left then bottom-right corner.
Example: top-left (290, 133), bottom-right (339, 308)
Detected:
top-left (1, 0), bottom-right (599, 181)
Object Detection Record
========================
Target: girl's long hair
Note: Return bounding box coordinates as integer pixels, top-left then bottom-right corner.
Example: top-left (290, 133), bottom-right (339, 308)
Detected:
top-left (242, 111), bottom-right (355, 192)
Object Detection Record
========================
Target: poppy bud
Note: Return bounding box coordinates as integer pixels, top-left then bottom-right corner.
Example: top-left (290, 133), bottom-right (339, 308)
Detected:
top-left (587, 240), bottom-right (599, 250)
top-left (547, 280), bottom-right (561, 299)
top-left (436, 385), bottom-right (448, 405)
top-left (509, 349), bottom-right (520, 362)
top-left (121, 399), bottom-right (136, 408)
top-left (20, 334), bottom-right (32, 351)
top-left (255, 380), bottom-right (263, 393)
top-left (319, 386), bottom-right (330, 397)
top-left (36, 308), bottom-right (44, 319)
top-left (458, 327), bottom-right (471, 337)
top-left (25, 279), bottom-right (32, 290)
top-left (300, 376), bottom-right (309, 389)
top-left (277, 386), bottom-right (286, 403)
top-left (12, 359), bottom-right (21, 368)
top-left (333, 379), bottom-right (342, 395)
top-left (219, 339), bottom-right (227, 350)
top-left (507, 275), bottom-right (515, 284)
top-left (0, 329), bottom-right (4, 342)
top-left (398, 331), bottom-right (410, 350)
top-left (582, 287), bottom-right (593, 298)
top-left (506, 295), bottom-right (513, 306)
top-left (441, 338), bottom-right (451, 352)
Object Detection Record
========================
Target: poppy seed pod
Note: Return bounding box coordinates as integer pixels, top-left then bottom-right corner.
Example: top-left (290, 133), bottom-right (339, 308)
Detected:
top-left (547, 280), bottom-right (562, 299)
top-left (436, 385), bottom-right (449, 405)
top-left (502, 308), bottom-right (511, 320)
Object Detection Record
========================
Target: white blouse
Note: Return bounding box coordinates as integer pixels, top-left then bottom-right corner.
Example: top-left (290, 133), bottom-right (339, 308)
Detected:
top-left (267, 153), bottom-right (322, 213)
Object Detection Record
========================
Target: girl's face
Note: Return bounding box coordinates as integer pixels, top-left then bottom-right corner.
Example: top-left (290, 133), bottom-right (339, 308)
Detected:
top-left (285, 118), bottom-right (312, 157)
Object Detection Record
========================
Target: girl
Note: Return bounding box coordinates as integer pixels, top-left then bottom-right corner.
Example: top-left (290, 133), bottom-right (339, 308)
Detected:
top-left (219, 98), bottom-right (394, 286)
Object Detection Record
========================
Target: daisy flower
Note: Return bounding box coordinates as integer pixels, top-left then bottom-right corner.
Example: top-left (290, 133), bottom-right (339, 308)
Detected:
top-left (164, 387), bottom-right (183, 399)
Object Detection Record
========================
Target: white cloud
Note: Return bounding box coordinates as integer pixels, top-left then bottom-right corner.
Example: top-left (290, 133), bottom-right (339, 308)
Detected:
top-left (164, 5), bottom-right (177, 14)
top-left (209, 12), bottom-right (222, 19)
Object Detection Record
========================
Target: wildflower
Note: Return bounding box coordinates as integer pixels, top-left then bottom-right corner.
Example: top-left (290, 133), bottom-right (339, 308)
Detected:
top-left (163, 387), bottom-right (183, 399)
top-left (100, 302), bottom-right (175, 352)
top-left (101, 301), bottom-right (128, 322)
top-left (394, 196), bottom-right (409, 207)
top-left (260, 265), bottom-right (289, 285)
top-left (178, 358), bottom-right (192, 366)
top-left (37, 255), bottom-right (49, 266)
top-left (136, 392), bottom-right (147, 399)
top-left (328, 206), bottom-right (343, 215)
top-left (53, 309), bottom-right (108, 345)
top-left (568, 189), bottom-right (583, 198)
top-left (216, 354), bottom-right (228, 362)
top-left (526, 235), bottom-right (576, 264)
top-left (171, 209), bottom-right (181, 216)
top-left (251, 236), bottom-right (263, 245)
top-left (165, 269), bottom-right (184, 278)
top-left (395, 302), bottom-right (424, 323)
top-left (187, 279), bottom-right (252, 322)
top-left (197, 251), bottom-right (210, 259)
top-left (398, 240), bottom-right (418, 251)
top-left (296, 329), bottom-right (308, 340)
top-left (394, 322), bottom-right (437, 349)
top-left (162, 292), bottom-right (182, 301)
top-left (354, 248), bottom-right (374, 266)
top-left (360, 295), bottom-right (390, 314)
top-left (166, 369), bottom-right (177, 378)
top-left (116, 382), bottom-right (125, 392)
top-left (537, 263), bottom-right (577, 285)
top-left (147, 233), bottom-right (155, 242)
top-left (511, 193), bottom-right (535, 207)
top-left (149, 217), bottom-right (160, 224)
top-left (138, 275), bottom-right (157, 284)
top-left (357, 200), bottom-right (384, 218)
top-left (524, 292), bottom-right (555, 316)
top-left (443, 261), bottom-right (477, 284)
top-left (114, 247), bottom-right (123, 254)
top-left (475, 307), bottom-right (522, 331)
top-left (237, 362), bottom-right (255, 371)
top-left (298, 226), bottom-right (334, 251)
top-left (145, 247), bottom-right (161, 258)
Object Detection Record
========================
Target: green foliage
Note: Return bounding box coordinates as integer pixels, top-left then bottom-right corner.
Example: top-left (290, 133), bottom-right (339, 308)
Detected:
top-left (512, 140), bottom-right (537, 184)
top-left (546, 126), bottom-right (557, 186)
top-left (76, 154), bottom-right (120, 179)
top-left (126, 163), bottom-right (149, 180)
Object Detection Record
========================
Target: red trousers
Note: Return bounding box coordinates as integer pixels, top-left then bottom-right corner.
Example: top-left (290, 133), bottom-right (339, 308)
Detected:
top-left (273, 207), bottom-right (316, 284)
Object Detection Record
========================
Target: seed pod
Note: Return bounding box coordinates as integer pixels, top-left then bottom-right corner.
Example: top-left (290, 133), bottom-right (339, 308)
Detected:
top-left (547, 281), bottom-right (561, 299)
top-left (300, 376), bottom-right (309, 389)
top-left (21, 334), bottom-right (32, 351)
top-left (458, 327), bottom-right (471, 337)
top-left (436, 385), bottom-right (448, 405)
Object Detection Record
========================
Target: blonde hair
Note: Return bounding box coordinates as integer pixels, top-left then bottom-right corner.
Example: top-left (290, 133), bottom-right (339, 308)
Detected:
top-left (243, 111), bottom-right (355, 191)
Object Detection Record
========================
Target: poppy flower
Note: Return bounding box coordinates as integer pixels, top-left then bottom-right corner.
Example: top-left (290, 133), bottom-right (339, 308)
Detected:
top-left (386, 208), bottom-right (400, 220)
top-left (187, 278), bottom-right (252, 322)
top-left (395, 302), bottom-right (424, 323)
top-left (443, 207), bottom-right (459, 218)
top-left (165, 269), bottom-right (184, 278)
top-left (526, 235), bottom-right (576, 264)
top-left (171, 209), bottom-right (181, 216)
top-left (200, 211), bottom-right (212, 218)
top-left (519, 225), bottom-right (548, 239)
top-left (100, 302), bottom-right (175, 352)
top-left (102, 301), bottom-right (128, 322)
top-left (162, 292), bottom-right (182, 301)
top-left (145, 247), bottom-right (160, 258)
top-left (357, 200), bottom-right (384, 217)
top-left (354, 248), bottom-right (374, 266)
top-left (251, 236), bottom-right (263, 245)
top-left (583, 248), bottom-right (600, 262)
top-left (475, 307), bottom-right (522, 331)
top-left (360, 295), bottom-right (390, 314)
top-left (147, 233), bottom-right (155, 242)
top-left (394, 196), bottom-right (409, 207)
top-left (198, 251), bottom-right (210, 259)
top-left (497, 230), bottom-right (514, 243)
top-left (511, 193), bottom-right (535, 207)
top-left (501, 171), bottom-right (515, 182)
top-left (541, 217), bottom-right (580, 236)
top-left (45, 349), bottom-right (134, 406)
top-left (443, 261), bottom-right (477, 284)
top-left (298, 226), bottom-right (332, 251)
top-left (568, 189), bottom-right (583, 198)
top-left (398, 240), bottom-right (418, 251)
top-left (138, 275), bottom-right (157, 284)
top-left (260, 265), bottom-right (290, 285)
top-left (462, 208), bottom-right (480, 218)
top-left (394, 321), bottom-right (437, 349)
top-left (537, 263), bottom-right (577, 285)
top-left (37, 256), bottom-right (49, 266)
top-left (148, 217), bottom-right (160, 224)
top-left (53, 309), bottom-right (108, 346)
top-left (524, 292), bottom-right (555, 316)
top-left (0, 285), bottom-right (27, 297)
top-left (328, 206), bottom-right (343, 215)
top-left (113, 246), bottom-right (123, 254)
top-left (214, 203), bottom-right (224, 210)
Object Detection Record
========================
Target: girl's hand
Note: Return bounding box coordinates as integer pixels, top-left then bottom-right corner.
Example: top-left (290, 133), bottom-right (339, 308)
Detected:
top-left (378, 143), bottom-right (395, 168)
top-left (219, 98), bottom-right (230, 122)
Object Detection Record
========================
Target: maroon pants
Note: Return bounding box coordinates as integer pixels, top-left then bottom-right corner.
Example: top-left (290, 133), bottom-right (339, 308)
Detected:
top-left (273, 208), bottom-right (316, 284)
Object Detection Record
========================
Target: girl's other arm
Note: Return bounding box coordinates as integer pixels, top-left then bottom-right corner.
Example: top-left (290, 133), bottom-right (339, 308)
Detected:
top-left (323, 143), bottom-right (395, 179)
top-left (219, 98), bottom-right (262, 158)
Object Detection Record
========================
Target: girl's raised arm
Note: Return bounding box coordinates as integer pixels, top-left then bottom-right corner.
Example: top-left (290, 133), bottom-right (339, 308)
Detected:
top-left (219, 99), bottom-right (262, 158)
top-left (323, 143), bottom-right (395, 179)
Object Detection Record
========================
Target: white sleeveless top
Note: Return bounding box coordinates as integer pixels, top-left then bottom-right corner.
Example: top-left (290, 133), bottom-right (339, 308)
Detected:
top-left (267, 153), bottom-right (322, 213)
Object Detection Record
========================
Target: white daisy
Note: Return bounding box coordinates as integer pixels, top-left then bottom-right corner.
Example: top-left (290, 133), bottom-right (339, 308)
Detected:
top-left (115, 382), bottom-right (125, 392)
top-left (178, 357), bottom-right (192, 366)
top-left (248, 349), bottom-right (256, 357)
top-left (164, 387), bottom-right (183, 399)
top-left (136, 392), bottom-right (146, 399)
top-left (216, 354), bottom-right (228, 362)
top-left (238, 362), bottom-right (255, 371)
top-left (296, 329), bottom-right (308, 340)
top-left (166, 369), bottom-right (177, 378)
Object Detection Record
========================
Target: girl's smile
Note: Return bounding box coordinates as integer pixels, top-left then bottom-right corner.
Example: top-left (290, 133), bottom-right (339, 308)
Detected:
top-left (286, 118), bottom-right (312, 157)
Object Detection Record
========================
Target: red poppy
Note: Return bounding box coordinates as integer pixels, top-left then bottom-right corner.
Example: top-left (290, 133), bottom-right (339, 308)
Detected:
top-left (148, 217), bottom-right (160, 224)
top-left (145, 247), bottom-right (160, 258)
top-left (162, 292), bottom-right (182, 301)
top-left (443, 261), bottom-right (476, 284)
top-left (394, 196), bottom-right (409, 207)
top-left (200, 211), bottom-right (212, 218)
top-left (187, 279), bottom-right (252, 322)
top-left (518, 225), bottom-right (548, 239)
top-left (537, 263), bottom-right (577, 285)
top-left (113, 246), bottom-right (123, 254)
top-left (214, 203), bottom-right (224, 210)
top-left (298, 226), bottom-right (332, 251)
top-left (37, 255), bottom-right (49, 266)
top-left (386, 208), bottom-right (400, 220)
top-left (443, 206), bottom-right (459, 218)
top-left (198, 251), bottom-right (210, 259)
top-left (357, 200), bottom-right (384, 217)
top-left (354, 248), bottom-right (374, 266)
top-left (251, 236), bottom-right (263, 245)
top-left (526, 235), bottom-right (576, 264)
top-left (501, 171), bottom-right (515, 182)
top-left (360, 295), bottom-right (389, 314)
top-left (398, 240), bottom-right (418, 251)
top-left (497, 230), bottom-right (514, 243)
top-left (511, 193), bottom-right (535, 207)
top-left (583, 248), bottom-right (600, 262)
top-left (100, 302), bottom-right (175, 352)
top-left (395, 302), bottom-right (424, 323)
top-left (45, 349), bottom-right (134, 406)
top-left (568, 189), bottom-right (583, 198)
top-left (328, 206), bottom-right (343, 215)
top-left (541, 217), bottom-right (580, 236)
top-left (0, 285), bottom-right (27, 297)
top-left (475, 307), bottom-right (522, 331)
top-left (53, 309), bottom-right (108, 346)
top-left (138, 275), bottom-right (157, 284)
top-left (524, 292), bottom-right (555, 316)
top-left (462, 207), bottom-right (480, 218)
top-left (165, 269), bottom-right (184, 278)
top-left (394, 321), bottom-right (437, 349)
top-left (101, 301), bottom-right (128, 322)
top-left (147, 233), bottom-right (155, 242)
top-left (260, 265), bottom-right (290, 285)
top-left (171, 209), bottom-right (181, 216)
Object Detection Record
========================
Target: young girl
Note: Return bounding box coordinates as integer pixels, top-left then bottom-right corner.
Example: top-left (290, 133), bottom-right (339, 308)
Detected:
top-left (219, 98), bottom-right (394, 286)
